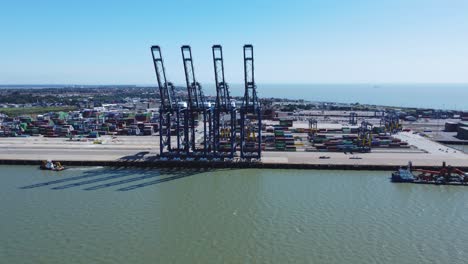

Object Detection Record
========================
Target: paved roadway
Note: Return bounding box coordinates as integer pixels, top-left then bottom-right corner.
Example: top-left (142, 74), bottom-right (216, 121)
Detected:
top-left (0, 132), bottom-right (467, 167)
top-left (262, 132), bottom-right (468, 167)
top-left (0, 136), bottom-right (157, 161)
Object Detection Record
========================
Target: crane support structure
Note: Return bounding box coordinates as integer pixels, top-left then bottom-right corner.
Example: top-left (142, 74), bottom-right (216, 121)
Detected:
top-left (357, 121), bottom-right (372, 152)
top-left (181, 45), bottom-right (213, 158)
top-left (240, 44), bottom-right (262, 160)
top-left (381, 111), bottom-right (401, 134)
top-left (212, 45), bottom-right (236, 159)
top-left (151, 44), bottom-right (262, 160)
top-left (151, 46), bottom-right (184, 157)
top-left (349, 112), bottom-right (358, 125)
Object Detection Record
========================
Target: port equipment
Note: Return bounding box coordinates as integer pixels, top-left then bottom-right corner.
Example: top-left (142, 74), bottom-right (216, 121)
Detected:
top-left (239, 45), bottom-right (262, 160)
top-left (412, 162), bottom-right (468, 184)
top-left (181, 45), bottom-right (213, 158)
top-left (382, 111), bottom-right (401, 134)
top-left (357, 121), bottom-right (372, 152)
top-left (349, 112), bottom-right (358, 125)
top-left (212, 45), bottom-right (236, 159)
top-left (151, 46), bottom-right (185, 158)
top-left (374, 110), bottom-right (385, 118)
top-left (308, 118), bottom-right (318, 141)
top-left (151, 44), bottom-right (261, 160)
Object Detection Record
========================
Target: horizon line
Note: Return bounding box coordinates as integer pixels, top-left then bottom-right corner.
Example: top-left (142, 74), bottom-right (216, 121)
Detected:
top-left (1, 82), bottom-right (468, 86)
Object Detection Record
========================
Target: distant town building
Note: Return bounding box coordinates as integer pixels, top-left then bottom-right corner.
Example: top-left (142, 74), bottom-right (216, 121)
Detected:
top-left (462, 112), bottom-right (468, 121)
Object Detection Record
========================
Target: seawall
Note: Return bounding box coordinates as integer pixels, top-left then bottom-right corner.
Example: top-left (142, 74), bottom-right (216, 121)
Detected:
top-left (1, 159), bottom-right (466, 171)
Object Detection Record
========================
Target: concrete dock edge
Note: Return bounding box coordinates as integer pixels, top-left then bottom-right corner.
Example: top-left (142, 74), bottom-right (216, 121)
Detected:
top-left (1, 159), bottom-right (466, 171)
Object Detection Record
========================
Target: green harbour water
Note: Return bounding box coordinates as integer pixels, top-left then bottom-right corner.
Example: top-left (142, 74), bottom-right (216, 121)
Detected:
top-left (1, 165), bottom-right (468, 263)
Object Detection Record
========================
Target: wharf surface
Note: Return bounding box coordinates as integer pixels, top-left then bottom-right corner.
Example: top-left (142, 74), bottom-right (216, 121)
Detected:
top-left (0, 132), bottom-right (466, 170)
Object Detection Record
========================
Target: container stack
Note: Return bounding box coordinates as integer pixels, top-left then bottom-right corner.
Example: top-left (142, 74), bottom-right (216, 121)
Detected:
top-left (369, 134), bottom-right (406, 148)
top-left (217, 128), bottom-right (231, 152)
top-left (311, 131), bottom-right (409, 152)
top-left (294, 137), bottom-right (305, 151)
top-left (218, 139), bottom-right (231, 152)
top-left (274, 128), bottom-right (286, 151)
top-left (45, 126), bottom-right (57, 137)
top-left (263, 132), bottom-right (276, 151)
top-left (284, 131), bottom-right (296, 151)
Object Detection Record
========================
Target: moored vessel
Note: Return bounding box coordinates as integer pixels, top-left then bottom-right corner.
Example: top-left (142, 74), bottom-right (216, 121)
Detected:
top-left (391, 162), bottom-right (468, 185)
top-left (40, 160), bottom-right (66, 171)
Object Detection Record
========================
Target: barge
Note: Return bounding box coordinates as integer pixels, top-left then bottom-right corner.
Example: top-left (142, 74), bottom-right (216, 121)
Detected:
top-left (392, 162), bottom-right (468, 185)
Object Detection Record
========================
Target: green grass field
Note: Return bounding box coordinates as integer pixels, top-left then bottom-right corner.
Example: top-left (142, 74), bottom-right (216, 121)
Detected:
top-left (0, 106), bottom-right (77, 117)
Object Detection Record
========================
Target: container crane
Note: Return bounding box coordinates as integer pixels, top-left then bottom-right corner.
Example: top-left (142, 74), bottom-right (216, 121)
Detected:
top-left (151, 46), bottom-right (184, 157)
top-left (240, 44), bottom-right (262, 160)
top-left (382, 111), bottom-right (401, 134)
top-left (349, 112), bottom-right (358, 125)
top-left (212, 45), bottom-right (236, 159)
top-left (181, 45), bottom-right (213, 158)
top-left (308, 118), bottom-right (318, 141)
top-left (357, 121), bottom-right (372, 152)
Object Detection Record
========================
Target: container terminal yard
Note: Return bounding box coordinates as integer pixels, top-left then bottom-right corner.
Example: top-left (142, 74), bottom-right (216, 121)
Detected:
top-left (0, 45), bottom-right (468, 170)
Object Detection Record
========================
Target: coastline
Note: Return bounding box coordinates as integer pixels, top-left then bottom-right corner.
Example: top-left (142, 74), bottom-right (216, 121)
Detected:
top-left (1, 158), bottom-right (467, 171)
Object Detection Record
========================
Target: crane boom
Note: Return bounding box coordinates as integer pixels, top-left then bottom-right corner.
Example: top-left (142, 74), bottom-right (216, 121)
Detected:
top-left (212, 45), bottom-right (236, 158)
top-left (212, 45), bottom-right (231, 110)
top-left (151, 46), bottom-right (173, 111)
top-left (240, 44), bottom-right (262, 160)
top-left (181, 45), bottom-right (202, 110)
top-left (150, 45), bottom-right (178, 156)
top-left (243, 44), bottom-right (258, 110)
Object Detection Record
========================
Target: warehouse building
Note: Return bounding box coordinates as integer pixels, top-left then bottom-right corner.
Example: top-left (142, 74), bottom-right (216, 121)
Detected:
top-left (457, 126), bottom-right (468, 140)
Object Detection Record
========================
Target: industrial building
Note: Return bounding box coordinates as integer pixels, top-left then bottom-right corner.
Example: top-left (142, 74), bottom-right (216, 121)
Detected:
top-left (445, 121), bottom-right (459, 132)
top-left (462, 112), bottom-right (468, 121)
top-left (443, 121), bottom-right (468, 140)
top-left (458, 126), bottom-right (468, 140)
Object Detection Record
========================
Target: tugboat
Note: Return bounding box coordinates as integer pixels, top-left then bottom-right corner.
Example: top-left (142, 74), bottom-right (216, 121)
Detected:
top-left (40, 160), bottom-right (65, 171)
top-left (391, 162), bottom-right (415, 183)
top-left (392, 161), bottom-right (468, 185)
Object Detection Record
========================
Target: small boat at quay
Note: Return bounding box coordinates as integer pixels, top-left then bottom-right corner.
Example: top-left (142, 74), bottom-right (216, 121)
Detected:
top-left (40, 160), bottom-right (66, 171)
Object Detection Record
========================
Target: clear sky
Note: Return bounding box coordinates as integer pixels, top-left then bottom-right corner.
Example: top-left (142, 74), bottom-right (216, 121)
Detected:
top-left (1, 0), bottom-right (468, 85)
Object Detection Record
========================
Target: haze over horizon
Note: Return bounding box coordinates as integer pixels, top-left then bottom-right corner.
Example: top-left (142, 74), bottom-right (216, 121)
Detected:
top-left (1, 0), bottom-right (468, 85)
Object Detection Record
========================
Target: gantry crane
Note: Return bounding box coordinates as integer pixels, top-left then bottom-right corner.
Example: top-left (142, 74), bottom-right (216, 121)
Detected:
top-left (381, 110), bottom-right (401, 134)
top-left (240, 44), bottom-right (262, 160)
top-left (349, 112), bottom-right (358, 125)
top-left (181, 45), bottom-right (213, 158)
top-left (151, 46), bottom-right (184, 158)
top-left (308, 118), bottom-right (318, 141)
top-left (152, 44), bottom-right (261, 161)
top-left (212, 45), bottom-right (236, 159)
top-left (357, 121), bottom-right (372, 152)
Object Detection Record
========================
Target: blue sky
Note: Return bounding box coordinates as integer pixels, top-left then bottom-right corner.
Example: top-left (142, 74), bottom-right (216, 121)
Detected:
top-left (1, 0), bottom-right (468, 85)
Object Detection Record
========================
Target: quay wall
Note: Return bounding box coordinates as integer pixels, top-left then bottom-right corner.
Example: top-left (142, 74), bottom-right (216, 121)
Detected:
top-left (1, 159), bottom-right (466, 171)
